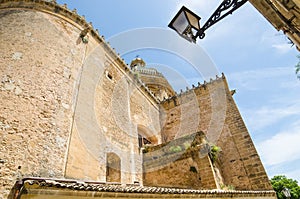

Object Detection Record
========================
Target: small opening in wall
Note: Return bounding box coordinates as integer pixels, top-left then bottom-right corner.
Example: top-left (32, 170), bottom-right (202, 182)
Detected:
top-left (107, 73), bottom-right (113, 80)
top-left (105, 70), bottom-right (113, 80)
top-left (189, 166), bottom-right (198, 173)
top-left (18, 166), bottom-right (21, 169)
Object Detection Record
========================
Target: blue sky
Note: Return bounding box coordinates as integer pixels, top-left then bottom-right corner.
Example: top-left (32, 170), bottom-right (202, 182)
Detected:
top-left (57, 0), bottom-right (300, 182)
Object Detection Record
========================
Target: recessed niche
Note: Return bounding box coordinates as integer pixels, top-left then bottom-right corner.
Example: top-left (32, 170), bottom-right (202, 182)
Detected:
top-left (105, 70), bottom-right (113, 80)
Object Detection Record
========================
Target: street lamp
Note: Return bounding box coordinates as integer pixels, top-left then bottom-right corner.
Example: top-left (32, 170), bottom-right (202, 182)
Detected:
top-left (282, 187), bottom-right (291, 199)
top-left (168, 0), bottom-right (248, 42)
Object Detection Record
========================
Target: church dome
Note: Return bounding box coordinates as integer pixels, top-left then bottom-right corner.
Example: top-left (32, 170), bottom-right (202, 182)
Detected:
top-left (129, 57), bottom-right (175, 101)
top-left (130, 57), bottom-right (146, 69)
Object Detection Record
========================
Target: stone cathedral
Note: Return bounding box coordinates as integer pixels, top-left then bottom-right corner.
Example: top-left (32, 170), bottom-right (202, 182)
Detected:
top-left (1, 0), bottom-right (291, 198)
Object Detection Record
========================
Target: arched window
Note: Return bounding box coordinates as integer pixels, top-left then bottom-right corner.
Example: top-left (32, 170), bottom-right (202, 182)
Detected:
top-left (106, 152), bottom-right (121, 183)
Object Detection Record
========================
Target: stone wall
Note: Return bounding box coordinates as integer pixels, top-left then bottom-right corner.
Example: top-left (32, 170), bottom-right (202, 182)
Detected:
top-left (0, 6), bottom-right (86, 197)
top-left (218, 90), bottom-right (271, 190)
top-left (0, 0), bottom-right (161, 197)
top-left (144, 156), bottom-right (217, 189)
top-left (160, 76), bottom-right (272, 190)
top-left (160, 78), bottom-right (222, 143)
top-left (143, 132), bottom-right (218, 189)
top-left (0, 1), bottom-right (275, 198)
top-left (65, 43), bottom-right (161, 184)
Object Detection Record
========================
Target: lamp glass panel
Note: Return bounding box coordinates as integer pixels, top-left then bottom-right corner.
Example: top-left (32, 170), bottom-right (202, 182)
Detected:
top-left (172, 11), bottom-right (189, 34)
top-left (186, 11), bottom-right (200, 30)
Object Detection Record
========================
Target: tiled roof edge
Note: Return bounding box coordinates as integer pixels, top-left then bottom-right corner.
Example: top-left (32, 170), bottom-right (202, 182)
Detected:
top-left (20, 178), bottom-right (276, 196)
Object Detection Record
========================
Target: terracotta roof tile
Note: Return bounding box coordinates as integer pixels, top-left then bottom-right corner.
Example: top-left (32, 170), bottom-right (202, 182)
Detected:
top-left (21, 178), bottom-right (276, 197)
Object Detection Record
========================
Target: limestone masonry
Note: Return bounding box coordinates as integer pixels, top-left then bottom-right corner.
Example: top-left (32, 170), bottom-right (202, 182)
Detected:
top-left (0, 0), bottom-right (276, 199)
top-left (249, 0), bottom-right (300, 50)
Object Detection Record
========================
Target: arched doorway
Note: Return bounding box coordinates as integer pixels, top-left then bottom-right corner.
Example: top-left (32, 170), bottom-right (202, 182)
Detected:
top-left (106, 152), bottom-right (121, 183)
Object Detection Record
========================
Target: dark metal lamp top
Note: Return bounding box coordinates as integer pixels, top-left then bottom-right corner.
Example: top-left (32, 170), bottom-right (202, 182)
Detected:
top-left (168, 6), bottom-right (201, 43)
top-left (168, 0), bottom-right (248, 42)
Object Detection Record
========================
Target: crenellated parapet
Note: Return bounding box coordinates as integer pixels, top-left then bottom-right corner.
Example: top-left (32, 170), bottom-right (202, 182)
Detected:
top-left (0, 1), bottom-right (274, 197)
top-left (0, 0), bottom-right (91, 30)
top-left (159, 71), bottom-right (272, 191)
top-left (160, 73), bottom-right (227, 109)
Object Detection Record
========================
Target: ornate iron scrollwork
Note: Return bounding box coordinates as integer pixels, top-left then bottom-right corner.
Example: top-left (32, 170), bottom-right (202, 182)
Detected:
top-left (195, 0), bottom-right (248, 40)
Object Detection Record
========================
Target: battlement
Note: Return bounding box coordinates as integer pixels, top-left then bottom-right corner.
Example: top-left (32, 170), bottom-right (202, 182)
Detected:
top-left (160, 73), bottom-right (227, 109)
top-left (2, 0), bottom-right (228, 106)
top-left (0, 0), bottom-right (91, 30)
top-left (0, 1), bottom-right (273, 197)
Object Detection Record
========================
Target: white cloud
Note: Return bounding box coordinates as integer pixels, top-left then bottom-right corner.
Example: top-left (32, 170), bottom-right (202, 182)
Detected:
top-left (257, 121), bottom-right (300, 166)
top-left (272, 43), bottom-right (293, 54)
top-left (227, 66), bottom-right (300, 131)
top-left (227, 66), bottom-right (295, 91)
top-left (245, 104), bottom-right (300, 131)
top-left (229, 67), bottom-right (292, 81)
top-left (279, 79), bottom-right (300, 89)
top-left (260, 31), bottom-right (284, 44)
top-left (260, 30), bottom-right (294, 54)
top-left (285, 168), bottom-right (300, 183)
top-left (267, 160), bottom-right (300, 183)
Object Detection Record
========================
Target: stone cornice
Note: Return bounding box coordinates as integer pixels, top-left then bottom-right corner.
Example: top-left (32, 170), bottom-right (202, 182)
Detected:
top-left (0, 0), bottom-right (161, 105)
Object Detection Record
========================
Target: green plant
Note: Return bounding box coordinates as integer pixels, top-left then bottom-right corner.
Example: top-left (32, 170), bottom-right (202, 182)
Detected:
top-left (271, 175), bottom-right (300, 199)
top-left (183, 141), bottom-right (191, 150)
top-left (209, 145), bottom-right (221, 163)
top-left (221, 184), bottom-right (235, 190)
top-left (169, 145), bottom-right (182, 153)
